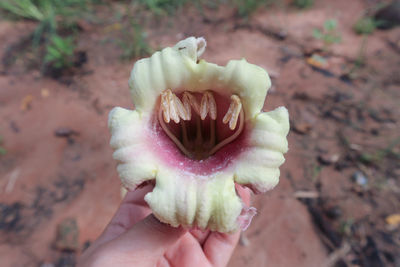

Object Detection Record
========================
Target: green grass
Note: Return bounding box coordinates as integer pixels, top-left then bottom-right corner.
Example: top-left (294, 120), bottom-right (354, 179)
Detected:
top-left (0, 0), bottom-right (87, 38)
top-left (232, 0), bottom-right (277, 18)
top-left (339, 218), bottom-right (354, 237)
top-left (139, 0), bottom-right (190, 15)
top-left (234, 0), bottom-right (264, 17)
top-left (0, 135), bottom-right (6, 156)
top-left (44, 35), bottom-right (75, 69)
top-left (358, 137), bottom-right (400, 165)
top-left (293, 0), bottom-right (314, 9)
top-left (0, 0), bottom-right (91, 72)
top-left (353, 17), bottom-right (377, 35)
top-left (119, 21), bottom-right (153, 60)
top-left (313, 19), bottom-right (341, 50)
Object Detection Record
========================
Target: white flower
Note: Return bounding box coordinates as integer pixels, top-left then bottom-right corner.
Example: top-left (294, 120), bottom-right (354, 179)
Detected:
top-left (109, 37), bottom-right (289, 232)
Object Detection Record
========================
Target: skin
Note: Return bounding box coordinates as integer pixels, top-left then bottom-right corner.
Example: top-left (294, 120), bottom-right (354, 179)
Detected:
top-left (78, 184), bottom-right (251, 267)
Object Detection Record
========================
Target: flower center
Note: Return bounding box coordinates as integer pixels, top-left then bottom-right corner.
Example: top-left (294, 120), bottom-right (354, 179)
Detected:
top-left (158, 89), bottom-right (244, 160)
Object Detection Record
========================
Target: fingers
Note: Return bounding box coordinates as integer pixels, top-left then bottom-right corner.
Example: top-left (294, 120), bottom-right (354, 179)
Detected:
top-left (79, 215), bottom-right (186, 267)
top-left (164, 233), bottom-right (212, 267)
top-left (203, 231), bottom-right (240, 267)
top-left (194, 186), bottom-right (251, 266)
top-left (122, 183), bottom-right (154, 207)
top-left (235, 184), bottom-right (251, 206)
top-left (110, 214), bottom-right (187, 260)
top-left (80, 186), bottom-right (186, 267)
top-left (89, 185), bottom-right (153, 249)
top-left (189, 228), bottom-right (210, 245)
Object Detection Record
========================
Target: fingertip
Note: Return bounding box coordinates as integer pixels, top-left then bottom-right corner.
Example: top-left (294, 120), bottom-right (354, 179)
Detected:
top-left (112, 214), bottom-right (186, 257)
top-left (235, 184), bottom-right (252, 206)
top-left (189, 228), bottom-right (210, 245)
top-left (123, 183), bottom-right (154, 206)
top-left (203, 230), bottom-right (240, 266)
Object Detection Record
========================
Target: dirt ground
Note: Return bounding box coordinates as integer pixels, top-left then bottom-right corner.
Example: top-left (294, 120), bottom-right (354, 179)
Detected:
top-left (1, 0), bottom-right (399, 266)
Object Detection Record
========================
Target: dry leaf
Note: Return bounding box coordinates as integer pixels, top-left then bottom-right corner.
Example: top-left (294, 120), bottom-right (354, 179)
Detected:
top-left (386, 214), bottom-right (400, 226)
top-left (41, 88), bottom-right (50, 98)
top-left (20, 95), bottom-right (34, 111)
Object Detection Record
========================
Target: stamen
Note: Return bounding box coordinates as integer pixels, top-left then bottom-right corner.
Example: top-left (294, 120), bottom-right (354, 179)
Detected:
top-left (159, 90), bottom-right (244, 160)
top-left (208, 119), bottom-right (216, 148)
top-left (181, 120), bottom-right (191, 149)
top-left (195, 116), bottom-right (203, 146)
top-left (159, 107), bottom-right (193, 158)
top-left (206, 91), bottom-right (217, 120)
top-left (200, 91), bottom-right (217, 120)
top-left (209, 108), bottom-right (244, 156)
top-left (222, 95), bottom-right (242, 130)
top-left (182, 92), bottom-right (200, 117)
top-left (174, 95), bottom-right (189, 121)
top-left (200, 93), bottom-right (209, 120)
top-left (167, 90), bottom-right (180, 124)
top-left (161, 90), bottom-right (170, 123)
top-left (182, 93), bottom-right (192, 119)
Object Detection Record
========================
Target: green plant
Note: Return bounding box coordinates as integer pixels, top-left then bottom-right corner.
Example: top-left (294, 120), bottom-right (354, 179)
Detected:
top-left (311, 164), bottom-right (322, 182)
top-left (139, 0), bottom-right (190, 15)
top-left (0, 0), bottom-right (86, 42)
top-left (313, 19), bottom-right (341, 49)
top-left (119, 22), bottom-right (153, 60)
top-left (358, 137), bottom-right (400, 165)
top-left (293, 0), bottom-right (314, 9)
top-left (234, 0), bottom-right (263, 17)
top-left (233, 0), bottom-right (275, 18)
top-left (353, 17), bottom-right (377, 35)
top-left (0, 0), bottom-right (90, 73)
top-left (44, 35), bottom-right (75, 69)
top-left (0, 136), bottom-right (6, 156)
top-left (339, 218), bottom-right (354, 237)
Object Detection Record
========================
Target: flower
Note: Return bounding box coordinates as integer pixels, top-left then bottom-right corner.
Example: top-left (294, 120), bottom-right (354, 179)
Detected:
top-left (108, 37), bottom-right (289, 233)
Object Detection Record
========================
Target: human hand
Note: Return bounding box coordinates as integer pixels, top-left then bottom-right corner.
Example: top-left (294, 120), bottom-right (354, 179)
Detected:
top-left (78, 184), bottom-right (251, 267)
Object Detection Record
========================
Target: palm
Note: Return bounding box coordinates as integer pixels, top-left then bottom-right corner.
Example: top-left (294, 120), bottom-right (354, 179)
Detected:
top-left (79, 185), bottom-right (249, 267)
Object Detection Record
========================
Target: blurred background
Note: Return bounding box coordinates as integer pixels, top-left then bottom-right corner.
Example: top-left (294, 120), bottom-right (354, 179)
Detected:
top-left (0, 0), bottom-right (399, 266)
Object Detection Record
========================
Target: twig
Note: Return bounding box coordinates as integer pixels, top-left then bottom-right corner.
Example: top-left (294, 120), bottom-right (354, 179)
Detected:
top-left (5, 169), bottom-right (20, 193)
top-left (294, 190), bottom-right (319, 199)
top-left (324, 242), bottom-right (351, 267)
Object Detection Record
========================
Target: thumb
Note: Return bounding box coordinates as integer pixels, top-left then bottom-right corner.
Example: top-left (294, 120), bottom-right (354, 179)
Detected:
top-left (108, 214), bottom-right (186, 258)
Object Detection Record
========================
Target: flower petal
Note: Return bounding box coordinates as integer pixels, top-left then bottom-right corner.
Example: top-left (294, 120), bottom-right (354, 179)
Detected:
top-left (234, 107), bottom-right (289, 193)
top-left (128, 37), bottom-right (270, 120)
top-left (144, 170), bottom-right (243, 232)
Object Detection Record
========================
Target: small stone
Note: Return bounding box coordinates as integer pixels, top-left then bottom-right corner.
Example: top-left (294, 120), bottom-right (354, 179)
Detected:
top-left (55, 218), bottom-right (79, 252)
top-left (293, 122), bottom-right (312, 135)
top-left (352, 171), bottom-right (368, 186)
top-left (54, 128), bottom-right (79, 138)
top-left (317, 154), bottom-right (339, 165)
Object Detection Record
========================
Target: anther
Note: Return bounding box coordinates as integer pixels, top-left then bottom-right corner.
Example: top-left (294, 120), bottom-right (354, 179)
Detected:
top-left (167, 90), bottom-right (180, 123)
top-left (161, 90), bottom-right (171, 123)
top-left (206, 92), bottom-right (217, 120)
top-left (182, 92), bottom-right (200, 118)
top-left (200, 91), bottom-right (217, 120)
top-left (174, 95), bottom-right (189, 121)
top-left (159, 90), bottom-right (244, 159)
top-left (200, 93), bottom-right (208, 120)
top-left (222, 95), bottom-right (242, 130)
